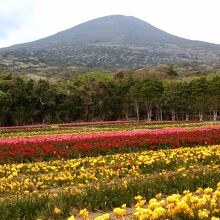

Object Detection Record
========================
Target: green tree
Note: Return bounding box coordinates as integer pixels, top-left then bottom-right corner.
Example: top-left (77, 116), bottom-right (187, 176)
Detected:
top-left (141, 79), bottom-right (164, 121)
top-left (208, 76), bottom-right (220, 121)
top-left (190, 77), bottom-right (208, 121)
top-left (0, 90), bottom-right (11, 125)
top-left (130, 81), bottom-right (142, 121)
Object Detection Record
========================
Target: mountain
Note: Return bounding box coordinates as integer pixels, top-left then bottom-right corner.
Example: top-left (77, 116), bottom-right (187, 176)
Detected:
top-left (12, 15), bottom-right (192, 46)
top-left (0, 15), bottom-right (220, 69)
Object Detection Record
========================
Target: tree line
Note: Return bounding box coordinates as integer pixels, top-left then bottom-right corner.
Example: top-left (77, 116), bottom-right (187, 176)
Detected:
top-left (0, 72), bottom-right (219, 126)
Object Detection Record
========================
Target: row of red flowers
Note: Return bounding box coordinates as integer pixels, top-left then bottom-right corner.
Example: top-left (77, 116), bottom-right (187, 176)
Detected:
top-left (0, 126), bottom-right (219, 163)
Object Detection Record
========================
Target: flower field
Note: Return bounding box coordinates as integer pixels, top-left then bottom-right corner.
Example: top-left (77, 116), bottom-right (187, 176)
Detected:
top-left (0, 124), bottom-right (220, 164)
top-left (0, 121), bottom-right (219, 219)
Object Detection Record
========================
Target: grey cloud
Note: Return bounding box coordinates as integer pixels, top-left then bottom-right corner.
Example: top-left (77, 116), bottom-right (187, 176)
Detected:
top-left (0, 0), bottom-right (34, 39)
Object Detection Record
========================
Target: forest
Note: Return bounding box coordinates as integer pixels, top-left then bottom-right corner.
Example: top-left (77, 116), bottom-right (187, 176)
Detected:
top-left (0, 71), bottom-right (219, 126)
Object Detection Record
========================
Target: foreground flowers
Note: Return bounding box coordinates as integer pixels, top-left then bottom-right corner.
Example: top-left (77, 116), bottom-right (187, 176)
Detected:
top-left (65, 182), bottom-right (220, 219)
top-left (133, 182), bottom-right (220, 219)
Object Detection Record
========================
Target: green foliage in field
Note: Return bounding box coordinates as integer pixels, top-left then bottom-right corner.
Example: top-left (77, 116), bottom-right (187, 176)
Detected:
top-left (0, 71), bottom-right (219, 125)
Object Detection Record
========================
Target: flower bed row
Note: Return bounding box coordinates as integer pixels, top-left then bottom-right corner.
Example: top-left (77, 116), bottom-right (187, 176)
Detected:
top-left (0, 120), bottom-right (136, 132)
top-left (0, 145), bottom-right (219, 196)
top-left (0, 120), bottom-right (194, 131)
top-left (0, 126), bottom-right (219, 163)
top-left (0, 121), bottom-right (219, 137)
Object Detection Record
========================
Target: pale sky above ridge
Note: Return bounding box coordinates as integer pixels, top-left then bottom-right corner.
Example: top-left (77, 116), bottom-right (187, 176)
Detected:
top-left (0, 0), bottom-right (220, 48)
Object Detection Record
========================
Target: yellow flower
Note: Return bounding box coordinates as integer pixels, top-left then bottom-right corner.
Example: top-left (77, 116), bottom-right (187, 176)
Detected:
top-left (113, 207), bottom-right (126, 218)
top-left (196, 188), bottom-right (203, 194)
top-left (135, 199), bottom-right (146, 208)
top-left (54, 207), bottom-right (62, 215)
top-left (198, 209), bottom-right (209, 219)
top-left (204, 187), bottom-right (213, 194)
top-left (177, 167), bottom-right (185, 172)
top-left (152, 207), bottom-right (166, 219)
top-left (135, 195), bottom-right (143, 201)
top-left (211, 217), bottom-right (220, 220)
top-left (134, 207), bottom-right (153, 219)
top-left (183, 190), bottom-right (190, 194)
top-left (155, 193), bottom-right (162, 199)
top-left (211, 198), bottom-right (217, 208)
top-left (94, 213), bottom-right (110, 220)
top-left (173, 201), bottom-right (194, 217)
top-left (79, 208), bottom-right (88, 215)
top-left (121, 204), bottom-right (126, 209)
top-left (79, 208), bottom-right (89, 220)
top-left (123, 180), bottom-right (128, 189)
top-left (67, 216), bottom-right (75, 220)
top-left (166, 194), bottom-right (180, 203)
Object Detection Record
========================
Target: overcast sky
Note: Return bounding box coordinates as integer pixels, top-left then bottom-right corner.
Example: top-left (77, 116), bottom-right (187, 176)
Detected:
top-left (0, 0), bottom-right (220, 48)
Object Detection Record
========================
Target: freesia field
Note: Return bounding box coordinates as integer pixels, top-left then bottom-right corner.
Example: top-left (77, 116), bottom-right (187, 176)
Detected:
top-left (0, 121), bottom-right (219, 219)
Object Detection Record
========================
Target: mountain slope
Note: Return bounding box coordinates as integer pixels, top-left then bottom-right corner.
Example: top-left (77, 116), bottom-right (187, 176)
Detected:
top-left (0, 15), bottom-right (220, 69)
top-left (32, 15), bottom-right (189, 45)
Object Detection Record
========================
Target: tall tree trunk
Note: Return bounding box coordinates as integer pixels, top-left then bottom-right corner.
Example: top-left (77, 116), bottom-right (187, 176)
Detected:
top-left (146, 105), bottom-right (152, 121)
top-left (147, 111), bottom-right (152, 121)
top-left (156, 106), bottom-right (163, 121)
top-left (160, 108), bottom-right (163, 121)
top-left (135, 99), bottom-right (140, 121)
top-left (122, 105), bottom-right (129, 121)
top-left (213, 109), bottom-right (218, 121)
top-left (125, 111), bottom-right (129, 121)
top-left (199, 112), bottom-right (203, 121)
top-left (186, 113), bottom-right (189, 121)
top-left (171, 109), bottom-right (175, 121)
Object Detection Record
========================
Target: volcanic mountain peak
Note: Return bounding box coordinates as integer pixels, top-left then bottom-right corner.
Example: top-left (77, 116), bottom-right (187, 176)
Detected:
top-left (0, 15), bottom-right (220, 69)
top-left (26, 15), bottom-right (190, 46)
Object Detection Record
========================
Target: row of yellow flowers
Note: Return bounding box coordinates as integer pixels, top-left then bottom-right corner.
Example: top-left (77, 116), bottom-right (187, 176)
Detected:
top-left (59, 182), bottom-right (220, 220)
top-left (0, 145), bottom-right (219, 197)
